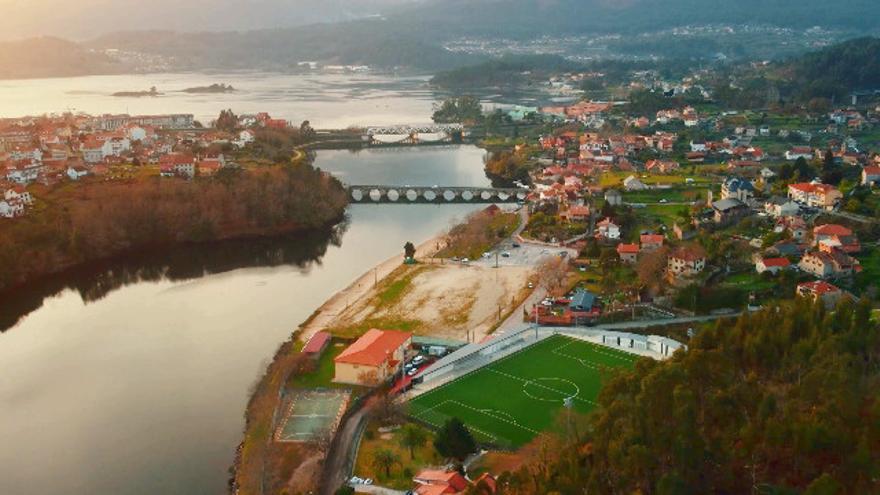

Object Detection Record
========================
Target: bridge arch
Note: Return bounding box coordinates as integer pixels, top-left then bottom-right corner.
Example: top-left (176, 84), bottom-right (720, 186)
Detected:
top-left (351, 189), bottom-right (364, 202)
top-left (423, 190), bottom-right (437, 201)
top-left (443, 190), bottom-right (456, 202)
top-left (369, 189), bottom-right (382, 202)
top-left (461, 190), bottom-right (474, 201)
top-left (387, 189), bottom-right (400, 202)
top-left (405, 189), bottom-right (418, 201)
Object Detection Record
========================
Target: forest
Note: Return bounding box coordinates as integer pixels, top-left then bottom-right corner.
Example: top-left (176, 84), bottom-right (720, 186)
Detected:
top-left (0, 164), bottom-right (348, 291)
top-left (479, 299), bottom-right (880, 494)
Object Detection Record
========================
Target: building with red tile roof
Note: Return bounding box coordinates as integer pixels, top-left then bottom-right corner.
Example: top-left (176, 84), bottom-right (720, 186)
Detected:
top-left (616, 243), bottom-right (639, 264)
top-left (333, 329), bottom-right (412, 385)
top-left (797, 280), bottom-right (843, 308)
top-left (302, 331), bottom-right (331, 358)
top-left (413, 469), bottom-right (470, 495)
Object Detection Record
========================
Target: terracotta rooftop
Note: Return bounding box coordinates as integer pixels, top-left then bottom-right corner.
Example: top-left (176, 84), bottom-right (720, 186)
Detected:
top-left (334, 329), bottom-right (411, 367)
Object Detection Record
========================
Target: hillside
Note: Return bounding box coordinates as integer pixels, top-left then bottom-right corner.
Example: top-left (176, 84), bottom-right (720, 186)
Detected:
top-left (782, 37), bottom-right (880, 101)
top-left (494, 300), bottom-right (880, 494)
top-left (0, 37), bottom-right (124, 79)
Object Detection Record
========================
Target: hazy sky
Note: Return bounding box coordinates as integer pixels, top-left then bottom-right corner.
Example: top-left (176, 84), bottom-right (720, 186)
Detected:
top-left (0, 0), bottom-right (422, 40)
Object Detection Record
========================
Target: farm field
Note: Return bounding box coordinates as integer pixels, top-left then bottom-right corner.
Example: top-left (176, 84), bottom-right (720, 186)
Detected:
top-left (409, 334), bottom-right (638, 448)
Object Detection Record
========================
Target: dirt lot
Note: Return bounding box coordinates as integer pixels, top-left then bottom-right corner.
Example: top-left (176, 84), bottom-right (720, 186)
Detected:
top-left (331, 262), bottom-right (535, 343)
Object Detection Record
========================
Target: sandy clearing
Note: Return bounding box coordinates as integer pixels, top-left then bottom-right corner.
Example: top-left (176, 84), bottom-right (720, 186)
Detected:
top-left (339, 263), bottom-right (534, 343)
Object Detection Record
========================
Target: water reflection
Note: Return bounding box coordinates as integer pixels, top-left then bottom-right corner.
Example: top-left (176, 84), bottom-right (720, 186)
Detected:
top-left (0, 222), bottom-right (348, 332)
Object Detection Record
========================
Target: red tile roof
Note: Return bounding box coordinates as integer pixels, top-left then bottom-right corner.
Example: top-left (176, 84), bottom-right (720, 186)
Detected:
top-left (302, 331), bottom-right (331, 354)
top-left (334, 329), bottom-right (411, 367)
top-left (617, 243), bottom-right (639, 254)
top-left (761, 257), bottom-right (790, 268)
top-left (813, 224), bottom-right (852, 237)
top-left (640, 234), bottom-right (664, 245)
top-left (798, 280), bottom-right (840, 296)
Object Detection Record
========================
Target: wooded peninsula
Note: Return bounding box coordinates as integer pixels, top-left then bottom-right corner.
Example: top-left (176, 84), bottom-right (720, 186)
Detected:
top-left (0, 163), bottom-right (348, 292)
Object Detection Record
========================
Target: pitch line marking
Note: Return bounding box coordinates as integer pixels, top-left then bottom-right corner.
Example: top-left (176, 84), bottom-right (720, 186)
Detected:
top-left (485, 368), bottom-right (596, 406)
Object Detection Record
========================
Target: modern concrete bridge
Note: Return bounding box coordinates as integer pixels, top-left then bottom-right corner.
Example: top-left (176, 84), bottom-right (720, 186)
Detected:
top-left (347, 185), bottom-right (528, 203)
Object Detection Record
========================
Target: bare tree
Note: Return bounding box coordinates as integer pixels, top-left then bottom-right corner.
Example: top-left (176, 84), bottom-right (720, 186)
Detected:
top-left (538, 256), bottom-right (569, 296)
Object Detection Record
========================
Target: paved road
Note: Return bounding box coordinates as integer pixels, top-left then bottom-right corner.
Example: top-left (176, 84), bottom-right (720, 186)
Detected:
top-left (320, 406), bottom-right (370, 495)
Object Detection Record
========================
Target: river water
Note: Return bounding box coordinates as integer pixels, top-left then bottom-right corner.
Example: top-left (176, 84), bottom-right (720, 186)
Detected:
top-left (0, 71), bottom-right (440, 129)
top-left (0, 86), bottom-right (491, 494)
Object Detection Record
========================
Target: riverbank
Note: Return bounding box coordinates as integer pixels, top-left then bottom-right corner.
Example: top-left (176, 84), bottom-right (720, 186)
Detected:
top-left (231, 231), bottom-right (448, 494)
top-left (0, 164), bottom-right (347, 293)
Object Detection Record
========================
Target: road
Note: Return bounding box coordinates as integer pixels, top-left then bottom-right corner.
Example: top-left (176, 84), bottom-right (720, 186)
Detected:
top-left (320, 406), bottom-right (370, 495)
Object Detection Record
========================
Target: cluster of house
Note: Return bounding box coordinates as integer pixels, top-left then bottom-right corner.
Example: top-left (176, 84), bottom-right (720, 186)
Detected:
top-left (0, 111), bottom-right (291, 219)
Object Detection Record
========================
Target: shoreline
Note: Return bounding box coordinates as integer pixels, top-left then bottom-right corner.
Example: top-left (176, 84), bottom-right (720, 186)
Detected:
top-left (298, 232), bottom-right (448, 342)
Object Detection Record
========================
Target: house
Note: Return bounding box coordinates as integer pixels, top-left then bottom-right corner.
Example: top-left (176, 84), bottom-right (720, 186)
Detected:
top-left (646, 160), bottom-right (679, 174)
top-left (604, 189), bottom-right (623, 206)
top-left (0, 199), bottom-right (24, 218)
top-left (813, 224), bottom-right (859, 254)
top-left (623, 175), bottom-right (648, 191)
top-left (617, 243), bottom-right (639, 263)
top-left (66, 165), bottom-right (89, 180)
top-left (797, 280), bottom-right (843, 308)
top-left (787, 183), bottom-right (842, 210)
top-left (302, 331), bottom-right (331, 360)
top-left (413, 469), bottom-right (470, 495)
top-left (566, 290), bottom-right (598, 314)
top-left (160, 153), bottom-right (196, 179)
top-left (785, 146), bottom-right (813, 161)
top-left (764, 196), bottom-right (799, 218)
top-left (756, 257), bottom-right (790, 274)
top-left (4, 186), bottom-right (32, 205)
top-left (595, 218), bottom-right (621, 241)
top-left (760, 167), bottom-right (777, 181)
top-left (721, 177), bottom-right (755, 202)
top-left (799, 250), bottom-right (859, 279)
top-left (711, 198), bottom-right (749, 224)
top-left (640, 234), bottom-right (664, 252)
top-left (863, 166), bottom-right (880, 186)
top-left (233, 129), bottom-right (256, 148)
top-left (682, 107), bottom-right (699, 127)
top-left (690, 140), bottom-right (707, 153)
top-left (81, 139), bottom-right (105, 163)
top-left (778, 216), bottom-right (808, 240)
top-left (333, 329), bottom-right (412, 385)
top-left (560, 205), bottom-right (590, 222)
top-left (667, 245), bottom-right (706, 279)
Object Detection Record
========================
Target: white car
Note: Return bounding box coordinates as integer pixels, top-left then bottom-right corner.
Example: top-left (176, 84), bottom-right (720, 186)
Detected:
top-left (541, 300), bottom-right (553, 307)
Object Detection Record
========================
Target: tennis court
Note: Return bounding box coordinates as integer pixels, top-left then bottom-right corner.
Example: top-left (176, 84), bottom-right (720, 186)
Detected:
top-left (275, 389), bottom-right (350, 442)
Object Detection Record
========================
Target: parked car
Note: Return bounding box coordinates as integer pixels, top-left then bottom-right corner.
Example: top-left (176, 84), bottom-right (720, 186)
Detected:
top-left (512, 243), bottom-right (521, 248)
top-left (501, 252), bottom-right (511, 258)
top-left (412, 355), bottom-right (426, 365)
top-left (407, 368), bottom-right (419, 377)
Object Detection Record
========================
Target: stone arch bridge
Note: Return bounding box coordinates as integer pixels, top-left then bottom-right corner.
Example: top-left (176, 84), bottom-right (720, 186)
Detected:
top-left (347, 185), bottom-right (528, 204)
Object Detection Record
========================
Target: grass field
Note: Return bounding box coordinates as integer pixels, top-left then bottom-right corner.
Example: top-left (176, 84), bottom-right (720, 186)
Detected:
top-left (409, 335), bottom-right (638, 448)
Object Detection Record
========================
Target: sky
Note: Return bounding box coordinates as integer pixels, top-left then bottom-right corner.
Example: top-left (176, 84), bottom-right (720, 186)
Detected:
top-left (0, 0), bottom-right (422, 41)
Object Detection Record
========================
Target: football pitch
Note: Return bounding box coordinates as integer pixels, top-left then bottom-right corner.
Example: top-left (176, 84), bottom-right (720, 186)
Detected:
top-left (409, 334), bottom-right (638, 448)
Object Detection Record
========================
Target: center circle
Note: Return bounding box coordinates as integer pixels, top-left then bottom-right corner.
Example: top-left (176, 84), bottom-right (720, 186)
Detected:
top-left (522, 377), bottom-right (580, 403)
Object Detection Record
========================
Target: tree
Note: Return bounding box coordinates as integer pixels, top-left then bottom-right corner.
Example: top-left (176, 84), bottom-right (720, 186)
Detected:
top-left (538, 256), bottom-right (569, 296)
top-left (434, 418), bottom-right (477, 461)
top-left (299, 120), bottom-right (315, 139)
top-left (636, 246), bottom-right (669, 292)
top-left (398, 424), bottom-right (428, 460)
top-left (432, 96), bottom-right (483, 124)
top-left (404, 241), bottom-right (416, 260)
top-left (371, 449), bottom-right (400, 478)
top-left (216, 109), bottom-right (238, 132)
top-left (334, 486), bottom-right (355, 495)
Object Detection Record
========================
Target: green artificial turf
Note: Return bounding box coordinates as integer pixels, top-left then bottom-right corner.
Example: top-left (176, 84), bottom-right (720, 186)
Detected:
top-left (409, 334), bottom-right (638, 448)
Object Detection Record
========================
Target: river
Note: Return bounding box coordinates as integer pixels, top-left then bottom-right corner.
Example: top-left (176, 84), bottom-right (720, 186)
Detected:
top-left (0, 141), bottom-right (490, 494)
top-left (0, 71), bottom-right (440, 129)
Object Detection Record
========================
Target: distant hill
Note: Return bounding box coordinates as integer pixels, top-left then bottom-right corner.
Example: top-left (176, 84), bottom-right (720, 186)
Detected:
top-left (394, 0), bottom-right (880, 38)
top-left (0, 0), bottom-right (422, 41)
top-left (0, 37), bottom-right (124, 79)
